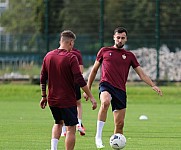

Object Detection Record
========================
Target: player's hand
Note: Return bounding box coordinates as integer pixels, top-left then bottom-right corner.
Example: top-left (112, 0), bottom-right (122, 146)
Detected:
top-left (152, 86), bottom-right (162, 96)
top-left (83, 92), bottom-right (89, 101)
top-left (90, 97), bottom-right (97, 110)
top-left (40, 97), bottom-right (47, 109)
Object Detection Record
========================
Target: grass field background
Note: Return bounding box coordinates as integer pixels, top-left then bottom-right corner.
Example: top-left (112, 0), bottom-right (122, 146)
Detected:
top-left (0, 83), bottom-right (181, 150)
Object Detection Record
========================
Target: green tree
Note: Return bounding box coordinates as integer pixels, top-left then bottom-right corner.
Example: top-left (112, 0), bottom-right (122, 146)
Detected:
top-left (60, 0), bottom-right (100, 53)
top-left (0, 0), bottom-right (43, 34)
top-left (0, 0), bottom-right (64, 35)
top-left (160, 1), bottom-right (181, 51)
top-left (47, 0), bottom-right (64, 34)
top-left (104, 0), bottom-right (181, 50)
top-left (104, 0), bottom-right (155, 48)
top-left (61, 0), bottom-right (99, 35)
top-left (0, 0), bottom-right (180, 52)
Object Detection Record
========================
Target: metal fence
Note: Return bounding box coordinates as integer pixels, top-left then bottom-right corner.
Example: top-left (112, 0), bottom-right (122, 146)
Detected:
top-left (0, 0), bottom-right (181, 81)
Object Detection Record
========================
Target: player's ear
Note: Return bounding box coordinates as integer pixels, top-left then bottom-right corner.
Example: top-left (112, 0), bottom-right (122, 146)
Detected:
top-left (113, 35), bottom-right (115, 40)
top-left (71, 40), bottom-right (74, 46)
top-left (125, 36), bottom-right (128, 42)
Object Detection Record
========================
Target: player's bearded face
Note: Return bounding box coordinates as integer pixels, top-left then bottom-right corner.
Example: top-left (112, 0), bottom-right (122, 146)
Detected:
top-left (114, 32), bottom-right (127, 48)
top-left (116, 42), bottom-right (124, 48)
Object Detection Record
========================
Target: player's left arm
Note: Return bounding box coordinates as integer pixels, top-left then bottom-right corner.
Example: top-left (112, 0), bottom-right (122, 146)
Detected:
top-left (134, 66), bottom-right (162, 96)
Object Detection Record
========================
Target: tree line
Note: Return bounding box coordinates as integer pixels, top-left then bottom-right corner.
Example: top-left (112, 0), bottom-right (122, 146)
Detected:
top-left (0, 0), bottom-right (180, 52)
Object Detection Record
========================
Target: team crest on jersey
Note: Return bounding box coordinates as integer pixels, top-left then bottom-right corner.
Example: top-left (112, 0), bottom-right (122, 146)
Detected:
top-left (122, 54), bottom-right (126, 59)
top-left (109, 53), bottom-right (112, 56)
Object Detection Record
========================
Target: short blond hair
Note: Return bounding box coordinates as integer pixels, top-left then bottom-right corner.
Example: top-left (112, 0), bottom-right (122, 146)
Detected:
top-left (60, 30), bottom-right (76, 40)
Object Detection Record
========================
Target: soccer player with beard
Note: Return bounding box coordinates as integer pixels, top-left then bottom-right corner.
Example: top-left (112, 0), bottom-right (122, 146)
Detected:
top-left (83, 27), bottom-right (162, 149)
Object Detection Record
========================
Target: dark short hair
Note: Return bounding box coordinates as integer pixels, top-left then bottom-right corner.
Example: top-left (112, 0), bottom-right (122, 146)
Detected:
top-left (60, 30), bottom-right (76, 40)
top-left (114, 27), bottom-right (128, 36)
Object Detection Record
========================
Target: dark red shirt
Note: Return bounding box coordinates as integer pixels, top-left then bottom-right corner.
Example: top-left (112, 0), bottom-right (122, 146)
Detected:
top-left (96, 47), bottom-right (140, 91)
top-left (71, 48), bottom-right (83, 65)
top-left (40, 49), bottom-right (86, 108)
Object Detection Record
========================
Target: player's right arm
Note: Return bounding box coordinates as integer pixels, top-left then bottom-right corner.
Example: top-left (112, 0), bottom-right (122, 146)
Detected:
top-left (79, 64), bottom-right (84, 74)
top-left (81, 85), bottom-right (97, 110)
top-left (87, 60), bottom-right (101, 89)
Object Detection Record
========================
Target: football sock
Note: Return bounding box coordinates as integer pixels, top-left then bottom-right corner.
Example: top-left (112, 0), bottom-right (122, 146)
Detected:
top-left (51, 138), bottom-right (58, 150)
top-left (62, 125), bottom-right (66, 133)
top-left (78, 119), bottom-right (82, 126)
top-left (95, 120), bottom-right (105, 140)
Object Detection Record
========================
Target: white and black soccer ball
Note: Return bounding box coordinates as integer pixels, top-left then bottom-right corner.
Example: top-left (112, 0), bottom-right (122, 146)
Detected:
top-left (110, 133), bottom-right (126, 149)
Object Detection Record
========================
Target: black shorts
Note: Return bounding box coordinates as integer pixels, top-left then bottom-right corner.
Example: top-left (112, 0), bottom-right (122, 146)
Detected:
top-left (99, 82), bottom-right (127, 111)
top-left (74, 84), bottom-right (81, 100)
top-left (49, 106), bottom-right (78, 126)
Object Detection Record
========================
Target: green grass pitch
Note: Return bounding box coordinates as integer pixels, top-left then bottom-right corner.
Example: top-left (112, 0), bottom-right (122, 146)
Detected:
top-left (0, 83), bottom-right (181, 150)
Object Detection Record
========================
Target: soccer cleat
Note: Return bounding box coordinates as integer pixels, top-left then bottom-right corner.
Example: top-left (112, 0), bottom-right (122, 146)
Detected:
top-left (61, 132), bottom-right (66, 137)
top-left (80, 126), bottom-right (86, 136)
top-left (95, 138), bottom-right (105, 149)
top-left (77, 125), bottom-right (86, 136)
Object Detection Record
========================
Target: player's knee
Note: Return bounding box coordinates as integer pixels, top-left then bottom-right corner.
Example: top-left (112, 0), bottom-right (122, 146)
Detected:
top-left (101, 100), bottom-right (110, 109)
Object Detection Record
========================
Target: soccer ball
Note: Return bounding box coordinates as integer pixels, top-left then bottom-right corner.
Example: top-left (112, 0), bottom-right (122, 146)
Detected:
top-left (110, 133), bottom-right (126, 149)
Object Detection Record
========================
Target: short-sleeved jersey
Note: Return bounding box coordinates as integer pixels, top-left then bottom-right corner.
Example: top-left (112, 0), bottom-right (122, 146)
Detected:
top-left (71, 48), bottom-right (83, 65)
top-left (96, 46), bottom-right (140, 92)
top-left (40, 49), bottom-right (86, 108)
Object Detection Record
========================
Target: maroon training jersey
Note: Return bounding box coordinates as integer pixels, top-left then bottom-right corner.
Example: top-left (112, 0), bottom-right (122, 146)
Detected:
top-left (71, 48), bottom-right (83, 65)
top-left (40, 49), bottom-right (86, 108)
top-left (96, 46), bottom-right (140, 92)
